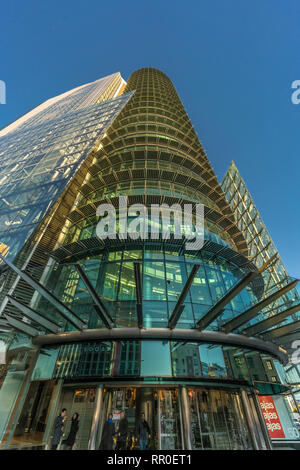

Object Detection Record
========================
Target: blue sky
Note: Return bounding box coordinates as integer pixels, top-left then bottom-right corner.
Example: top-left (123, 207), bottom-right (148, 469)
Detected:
top-left (0, 0), bottom-right (299, 277)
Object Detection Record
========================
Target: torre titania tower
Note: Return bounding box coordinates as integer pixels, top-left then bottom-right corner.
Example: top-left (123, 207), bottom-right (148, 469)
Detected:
top-left (0, 68), bottom-right (298, 450)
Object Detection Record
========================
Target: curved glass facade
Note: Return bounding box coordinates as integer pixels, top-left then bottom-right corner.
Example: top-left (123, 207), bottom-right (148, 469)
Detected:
top-left (48, 340), bottom-right (284, 386)
top-left (42, 246), bottom-right (258, 331)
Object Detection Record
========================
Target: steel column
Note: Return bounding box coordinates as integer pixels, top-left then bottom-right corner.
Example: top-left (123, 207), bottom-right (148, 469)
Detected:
top-left (134, 262), bottom-right (143, 329)
top-left (250, 390), bottom-right (273, 450)
top-left (43, 379), bottom-right (64, 448)
top-left (179, 386), bottom-right (192, 450)
top-left (240, 390), bottom-right (260, 450)
top-left (88, 384), bottom-right (104, 450)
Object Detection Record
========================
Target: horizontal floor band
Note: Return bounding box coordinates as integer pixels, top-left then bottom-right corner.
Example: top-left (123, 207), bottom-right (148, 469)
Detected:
top-left (31, 327), bottom-right (288, 365)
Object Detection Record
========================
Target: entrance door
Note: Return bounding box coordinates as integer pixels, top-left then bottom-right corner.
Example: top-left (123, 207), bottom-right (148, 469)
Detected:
top-left (102, 387), bottom-right (137, 449)
top-left (101, 387), bottom-right (182, 450)
top-left (158, 389), bottom-right (181, 450)
top-left (58, 387), bottom-right (96, 449)
top-left (188, 388), bottom-right (253, 449)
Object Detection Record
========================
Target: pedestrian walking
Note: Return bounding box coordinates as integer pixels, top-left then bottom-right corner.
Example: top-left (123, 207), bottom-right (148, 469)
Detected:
top-left (99, 413), bottom-right (115, 450)
top-left (137, 412), bottom-right (151, 450)
top-left (115, 411), bottom-right (128, 450)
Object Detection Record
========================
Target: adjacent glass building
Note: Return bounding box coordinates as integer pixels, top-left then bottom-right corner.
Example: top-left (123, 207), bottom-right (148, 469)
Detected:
top-left (222, 161), bottom-right (300, 447)
top-left (0, 68), bottom-right (299, 450)
top-left (221, 161), bottom-right (300, 352)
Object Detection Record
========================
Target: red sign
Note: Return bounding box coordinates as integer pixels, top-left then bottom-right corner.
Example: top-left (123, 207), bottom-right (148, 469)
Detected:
top-left (112, 410), bottom-right (121, 421)
top-left (259, 395), bottom-right (285, 439)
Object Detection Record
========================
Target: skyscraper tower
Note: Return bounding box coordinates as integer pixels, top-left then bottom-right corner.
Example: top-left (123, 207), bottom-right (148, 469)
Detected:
top-left (222, 161), bottom-right (300, 353)
top-left (0, 68), bottom-right (298, 450)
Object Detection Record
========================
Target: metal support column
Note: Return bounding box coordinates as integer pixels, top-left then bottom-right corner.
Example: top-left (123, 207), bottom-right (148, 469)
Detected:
top-left (179, 386), bottom-right (192, 450)
top-left (134, 262), bottom-right (143, 328)
top-left (250, 390), bottom-right (273, 450)
top-left (158, 391), bottom-right (161, 450)
top-left (177, 388), bottom-right (185, 450)
top-left (88, 384), bottom-right (104, 450)
top-left (240, 390), bottom-right (260, 450)
top-left (43, 379), bottom-right (64, 448)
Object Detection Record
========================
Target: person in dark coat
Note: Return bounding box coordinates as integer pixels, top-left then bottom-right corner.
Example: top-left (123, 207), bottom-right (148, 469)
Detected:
top-left (115, 411), bottom-right (128, 450)
top-left (37, 408), bottom-right (47, 432)
top-left (63, 413), bottom-right (80, 450)
top-left (99, 413), bottom-right (115, 450)
top-left (51, 408), bottom-right (67, 450)
top-left (137, 412), bottom-right (151, 450)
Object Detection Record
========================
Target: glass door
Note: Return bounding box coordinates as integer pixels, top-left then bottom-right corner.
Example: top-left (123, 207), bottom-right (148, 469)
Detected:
top-left (158, 389), bottom-right (182, 450)
top-left (101, 387), bottom-right (137, 450)
top-left (188, 388), bottom-right (253, 450)
top-left (101, 386), bottom-right (182, 450)
top-left (189, 389), bottom-right (216, 449)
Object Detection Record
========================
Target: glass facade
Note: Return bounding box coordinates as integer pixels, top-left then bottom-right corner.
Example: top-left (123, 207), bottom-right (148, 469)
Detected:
top-left (0, 78), bottom-right (132, 262)
top-left (221, 161), bottom-right (300, 338)
top-left (222, 161), bottom-right (300, 441)
top-left (28, 243), bottom-right (297, 338)
top-left (37, 246), bottom-right (262, 333)
top-left (38, 340), bottom-right (285, 385)
top-left (0, 68), bottom-right (298, 450)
